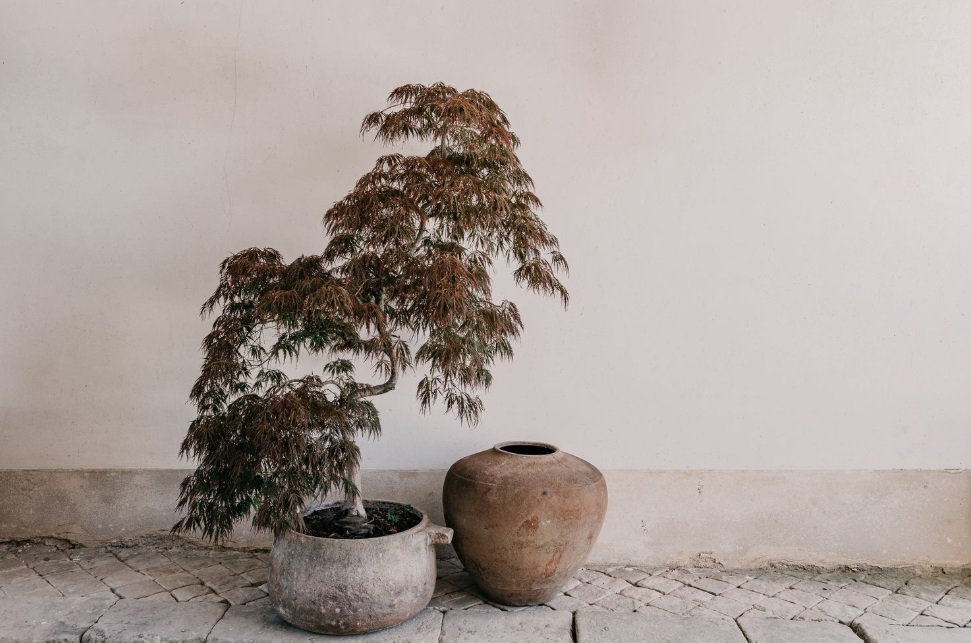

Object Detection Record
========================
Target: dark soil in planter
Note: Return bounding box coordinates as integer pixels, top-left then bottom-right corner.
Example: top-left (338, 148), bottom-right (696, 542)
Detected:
top-left (303, 500), bottom-right (422, 539)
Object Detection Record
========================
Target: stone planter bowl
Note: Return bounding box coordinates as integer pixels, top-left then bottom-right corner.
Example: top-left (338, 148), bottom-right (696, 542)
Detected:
top-left (268, 501), bottom-right (453, 635)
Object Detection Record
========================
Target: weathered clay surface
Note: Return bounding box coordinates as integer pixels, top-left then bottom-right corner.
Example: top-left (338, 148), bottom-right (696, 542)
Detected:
top-left (268, 501), bottom-right (452, 635)
top-left (443, 442), bottom-right (607, 605)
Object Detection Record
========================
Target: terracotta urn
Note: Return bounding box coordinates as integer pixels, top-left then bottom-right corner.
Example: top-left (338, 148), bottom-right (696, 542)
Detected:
top-left (442, 442), bottom-right (608, 605)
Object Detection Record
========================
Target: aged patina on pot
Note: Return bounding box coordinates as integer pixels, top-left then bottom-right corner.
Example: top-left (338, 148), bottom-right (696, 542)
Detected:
top-left (268, 501), bottom-right (453, 635)
top-left (443, 442), bottom-right (608, 605)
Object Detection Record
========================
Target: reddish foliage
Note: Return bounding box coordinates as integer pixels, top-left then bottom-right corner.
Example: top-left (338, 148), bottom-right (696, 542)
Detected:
top-left (174, 84), bottom-right (568, 542)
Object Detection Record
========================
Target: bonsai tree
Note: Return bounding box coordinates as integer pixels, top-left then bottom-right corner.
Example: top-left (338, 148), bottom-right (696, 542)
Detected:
top-left (173, 83), bottom-right (569, 542)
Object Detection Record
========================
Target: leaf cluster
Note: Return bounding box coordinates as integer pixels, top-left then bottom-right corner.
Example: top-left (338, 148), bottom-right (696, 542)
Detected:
top-left (174, 84), bottom-right (568, 541)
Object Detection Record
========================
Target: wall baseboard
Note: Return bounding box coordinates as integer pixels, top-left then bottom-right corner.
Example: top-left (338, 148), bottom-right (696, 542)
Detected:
top-left (0, 469), bottom-right (967, 567)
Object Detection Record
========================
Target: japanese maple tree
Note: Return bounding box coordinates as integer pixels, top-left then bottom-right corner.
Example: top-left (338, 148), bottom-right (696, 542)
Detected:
top-left (173, 83), bottom-right (568, 542)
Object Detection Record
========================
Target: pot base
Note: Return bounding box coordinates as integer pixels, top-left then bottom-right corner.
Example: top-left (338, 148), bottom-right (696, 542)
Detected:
top-left (478, 585), bottom-right (562, 607)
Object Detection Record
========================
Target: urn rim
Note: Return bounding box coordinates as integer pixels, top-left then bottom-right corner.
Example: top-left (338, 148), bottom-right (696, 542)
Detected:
top-left (493, 441), bottom-right (561, 457)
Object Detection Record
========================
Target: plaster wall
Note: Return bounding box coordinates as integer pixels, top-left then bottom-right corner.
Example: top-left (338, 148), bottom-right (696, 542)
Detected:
top-left (3, 0), bottom-right (969, 473)
top-left (1, 1), bottom-right (970, 562)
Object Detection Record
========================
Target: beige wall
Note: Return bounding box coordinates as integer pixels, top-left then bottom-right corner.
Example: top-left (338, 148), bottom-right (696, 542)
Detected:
top-left (2, 1), bottom-right (970, 476)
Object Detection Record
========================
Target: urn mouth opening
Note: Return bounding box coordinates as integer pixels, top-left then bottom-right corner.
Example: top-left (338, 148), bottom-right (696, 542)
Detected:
top-left (494, 441), bottom-right (560, 456)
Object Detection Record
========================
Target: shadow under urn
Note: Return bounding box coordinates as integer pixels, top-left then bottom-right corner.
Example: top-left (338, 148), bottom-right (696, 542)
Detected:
top-left (268, 500), bottom-right (453, 635)
top-left (443, 442), bottom-right (608, 605)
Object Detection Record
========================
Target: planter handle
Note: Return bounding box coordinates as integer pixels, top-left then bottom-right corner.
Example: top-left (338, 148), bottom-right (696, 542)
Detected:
top-left (425, 523), bottom-right (454, 545)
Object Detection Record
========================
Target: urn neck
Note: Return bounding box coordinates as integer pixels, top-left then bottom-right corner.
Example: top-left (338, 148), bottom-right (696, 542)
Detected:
top-left (493, 442), bottom-right (560, 457)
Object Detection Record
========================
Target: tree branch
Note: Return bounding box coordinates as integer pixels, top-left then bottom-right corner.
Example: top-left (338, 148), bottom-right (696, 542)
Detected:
top-left (352, 295), bottom-right (398, 399)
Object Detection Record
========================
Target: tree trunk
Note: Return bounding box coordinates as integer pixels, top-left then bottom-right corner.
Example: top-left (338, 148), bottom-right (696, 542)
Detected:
top-left (342, 297), bottom-right (399, 521)
top-left (342, 460), bottom-right (367, 518)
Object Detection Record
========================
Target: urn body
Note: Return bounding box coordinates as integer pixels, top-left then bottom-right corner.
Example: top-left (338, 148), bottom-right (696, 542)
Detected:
top-left (443, 442), bottom-right (608, 605)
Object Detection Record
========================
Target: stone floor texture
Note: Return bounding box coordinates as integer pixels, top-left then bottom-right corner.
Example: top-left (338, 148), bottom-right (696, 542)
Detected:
top-left (1, 536), bottom-right (970, 641)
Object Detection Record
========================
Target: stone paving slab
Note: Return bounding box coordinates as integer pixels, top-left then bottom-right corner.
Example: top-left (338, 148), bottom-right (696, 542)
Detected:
top-left (858, 624), bottom-right (971, 642)
top-left (80, 599), bottom-right (228, 643)
top-left (738, 617), bottom-right (863, 642)
top-left (208, 603), bottom-right (442, 642)
top-left (575, 611), bottom-right (747, 642)
top-left (442, 610), bottom-right (573, 642)
top-left (0, 596), bottom-right (117, 643)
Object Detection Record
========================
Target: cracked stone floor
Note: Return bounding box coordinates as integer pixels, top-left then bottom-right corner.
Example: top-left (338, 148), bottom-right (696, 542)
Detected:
top-left (1, 535), bottom-right (970, 641)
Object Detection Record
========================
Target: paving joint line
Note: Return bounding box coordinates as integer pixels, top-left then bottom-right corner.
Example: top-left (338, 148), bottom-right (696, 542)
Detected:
top-left (201, 603), bottom-right (229, 643)
top-left (735, 618), bottom-right (756, 643)
top-left (80, 599), bottom-right (113, 643)
top-left (33, 562), bottom-right (65, 598)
